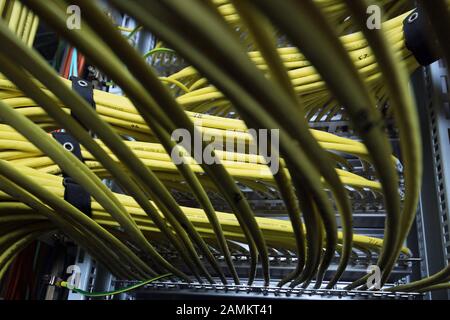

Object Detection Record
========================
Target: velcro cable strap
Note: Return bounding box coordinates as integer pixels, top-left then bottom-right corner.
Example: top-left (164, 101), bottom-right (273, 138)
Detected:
top-left (52, 127), bottom-right (91, 216)
top-left (403, 7), bottom-right (440, 66)
top-left (70, 76), bottom-right (96, 131)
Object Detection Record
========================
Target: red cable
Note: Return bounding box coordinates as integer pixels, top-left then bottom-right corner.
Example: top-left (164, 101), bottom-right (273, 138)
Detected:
top-left (3, 259), bottom-right (18, 299)
top-left (5, 255), bottom-right (23, 299)
top-left (59, 46), bottom-right (70, 76)
top-left (78, 54), bottom-right (85, 76)
top-left (62, 47), bottom-right (73, 78)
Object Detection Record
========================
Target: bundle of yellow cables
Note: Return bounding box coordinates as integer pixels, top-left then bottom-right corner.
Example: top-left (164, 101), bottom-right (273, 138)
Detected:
top-left (0, 0), bottom-right (38, 47)
top-left (0, 0), bottom-right (449, 294)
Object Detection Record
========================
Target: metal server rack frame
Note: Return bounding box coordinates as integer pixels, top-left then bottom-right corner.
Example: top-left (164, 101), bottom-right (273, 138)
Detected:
top-left (413, 60), bottom-right (450, 300)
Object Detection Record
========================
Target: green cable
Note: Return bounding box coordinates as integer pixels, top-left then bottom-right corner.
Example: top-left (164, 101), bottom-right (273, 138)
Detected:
top-left (143, 47), bottom-right (175, 59)
top-left (60, 273), bottom-right (172, 297)
top-left (52, 40), bottom-right (66, 69)
top-left (126, 25), bottom-right (142, 40)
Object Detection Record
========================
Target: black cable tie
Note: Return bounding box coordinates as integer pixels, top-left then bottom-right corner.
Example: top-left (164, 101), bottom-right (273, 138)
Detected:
top-left (51, 131), bottom-right (92, 217)
top-left (70, 76), bottom-right (96, 132)
top-left (49, 77), bottom-right (96, 216)
top-left (403, 7), bottom-right (440, 66)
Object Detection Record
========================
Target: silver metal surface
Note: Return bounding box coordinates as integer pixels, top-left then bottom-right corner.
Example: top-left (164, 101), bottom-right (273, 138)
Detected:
top-left (127, 280), bottom-right (423, 300)
top-left (67, 248), bottom-right (95, 300)
top-left (414, 60), bottom-right (450, 299)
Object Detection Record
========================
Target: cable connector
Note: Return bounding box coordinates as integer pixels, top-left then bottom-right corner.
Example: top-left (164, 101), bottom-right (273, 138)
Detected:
top-left (47, 275), bottom-right (66, 288)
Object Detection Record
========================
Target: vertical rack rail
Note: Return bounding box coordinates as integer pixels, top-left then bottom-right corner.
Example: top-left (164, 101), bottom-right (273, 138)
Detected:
top-left (414, 60), bottom-right (450, 300)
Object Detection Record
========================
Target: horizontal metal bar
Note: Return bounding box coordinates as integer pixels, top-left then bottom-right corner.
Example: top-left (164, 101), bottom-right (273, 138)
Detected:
top-left (116, 280), bottom-right (423, 300)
